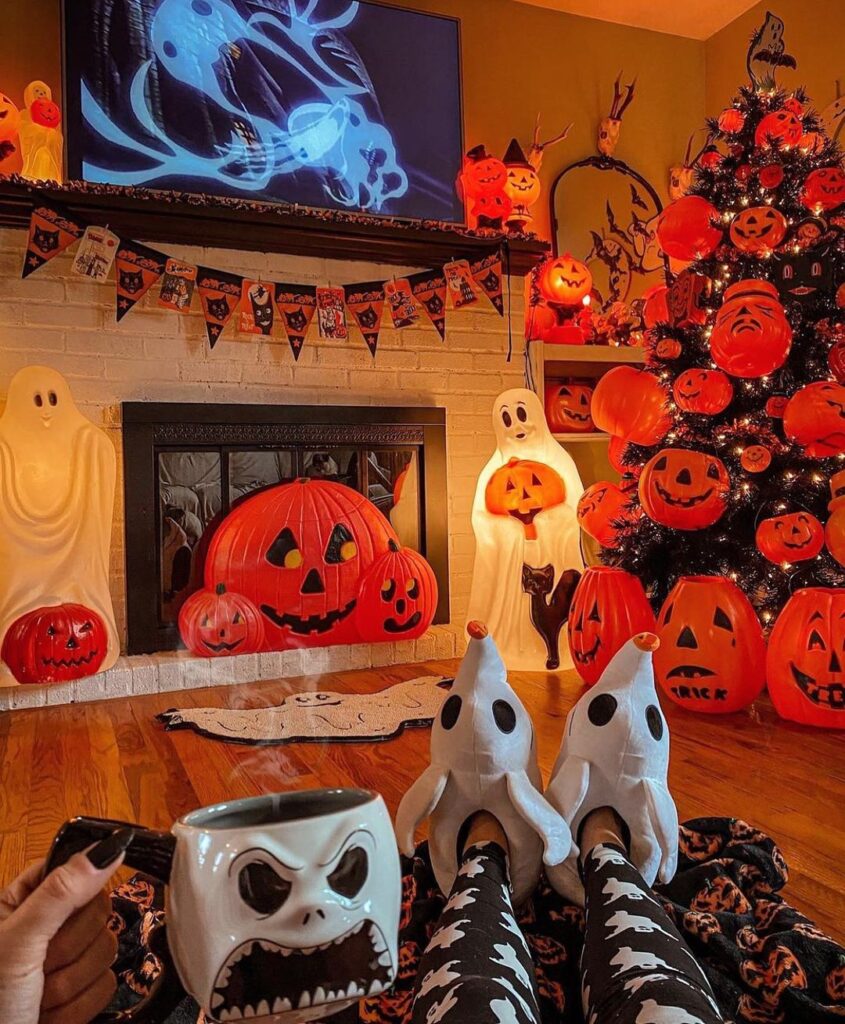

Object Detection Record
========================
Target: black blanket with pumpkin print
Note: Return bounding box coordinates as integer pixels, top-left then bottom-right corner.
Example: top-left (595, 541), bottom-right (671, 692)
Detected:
top-left (106, 818), bottom-right (845, 1024)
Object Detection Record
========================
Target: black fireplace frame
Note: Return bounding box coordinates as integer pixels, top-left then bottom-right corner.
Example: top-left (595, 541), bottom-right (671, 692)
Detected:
top-left (122, 402), bottom-right (449, 655)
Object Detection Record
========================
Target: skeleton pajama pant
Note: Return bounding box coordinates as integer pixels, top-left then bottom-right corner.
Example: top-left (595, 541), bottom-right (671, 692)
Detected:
top-left (410, 841), bottom-right (724, 1024)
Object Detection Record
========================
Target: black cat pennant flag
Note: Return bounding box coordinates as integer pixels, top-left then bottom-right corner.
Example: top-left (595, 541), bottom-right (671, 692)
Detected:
top-left (22, 205), bottom-right (85, 278)
top-left (344, 281), bottom-right (385, 357)
top-left (274, 283), bottom-right (317, 360)
top-left (114, 240), bottom-right (167, 321)
top-left (197, 266), bottom-right (243, 347)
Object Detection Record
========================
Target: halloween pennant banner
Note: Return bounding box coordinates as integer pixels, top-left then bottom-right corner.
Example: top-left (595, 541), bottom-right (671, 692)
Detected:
top-left (274, 283), bottom-right (317, 360)
top-left (240, 281), bottom-right (275, 337)
top-left (344, 281), bottom-right (386, 356)
top-left (471, 249), bottom-right (506, 316)
top-left (196, 266), bottom-right (242, 347)
top-left (22, 205), bottom-right (85, 278)
top-left (114, 240), bottom-right (168, 322)
top-left (409, 269), bottom-right (448, 340)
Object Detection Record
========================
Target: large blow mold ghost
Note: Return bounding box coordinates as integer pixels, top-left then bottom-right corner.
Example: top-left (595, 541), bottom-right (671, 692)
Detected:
top-left (0, 366), bottom-right (118, 685)
top-left (394, 622), bottom-right (571, 907)
top-left (467, 388), bottom-right (584, 671)
top-left (545, 633), bottom-right (678, 905)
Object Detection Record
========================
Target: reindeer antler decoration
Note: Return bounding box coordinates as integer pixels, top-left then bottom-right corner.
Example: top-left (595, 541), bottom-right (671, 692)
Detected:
top-left (598, 72), bottom-right (637, 157)
top-left (528, 114), bottom-right (573, 171)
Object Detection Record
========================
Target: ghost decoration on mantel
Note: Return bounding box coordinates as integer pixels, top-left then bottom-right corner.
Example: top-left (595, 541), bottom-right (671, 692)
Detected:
top-left (394, 622), bottom-right (571, 907)
top-left (0, 366), bottom-right (118, 686)
top-left (468, 388), bottom-right (584, 672)
top-left (545, 633), bottom-right (678, 906)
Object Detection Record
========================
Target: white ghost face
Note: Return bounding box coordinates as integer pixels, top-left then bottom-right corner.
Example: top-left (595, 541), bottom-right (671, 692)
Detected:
top-left (167, 790), bottom-right (401, 1023)
top-left (24, 80), bottom-right (52, 106)
top-left (493, 388), bottom-right (548, 452)
top-left (3, 365), bottom-right (77, 431)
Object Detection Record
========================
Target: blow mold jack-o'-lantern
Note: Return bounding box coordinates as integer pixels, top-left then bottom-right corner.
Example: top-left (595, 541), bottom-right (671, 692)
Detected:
top-left (576, 481), bottom-right (629, 547)
top-left (0, 92), bottom-right (21, 143)
top-left (783, 381), bottom-right (845, 457)
top-left (709, 280), bottom-right (792, 379)
top-left (654, 576), bottom-right (766, 714)
top-left (639, 449), bottom-right (730, 530)
top-left (458, 146), bottom-right (510, 228)
top-left (178, 583), bottom-right (265, 657)
top-left (204, 477), bottom-right (399, 650)
top-left (717, 107), bottom-right (745, 134)
top-left (756, 512), bottom-right (824, 564)
top-left (503, 138), bottom-right (541, 229)
top-left (741, 445), bottom-right (772, 473)
top-left (642, 284), bottom-right (670, 328)
top-left (544, 382), bottom-right (595, 433)
top-left (485, 457), bottom-right (566, 541)
top-left (591, 366), bottom-right (671, 445)
top-left (538, 254), bottom-right (592, 307)
top-left (755, 109), bottom-right (803, 149)
top-left (1, 603), bottom-right (107, 685)
top-left (672, 369), bottom-right (733, 415)
top-left (356, 540), bottom-right (437, 642)
top-left (800, 166), bottom-right (845, 213)
top-left (729, 206), bottom-right (788, 254)
top-left (568, 566), bottom-right (656, 685)
top-left (657, 195), bottom-right (722, 261)
top-left (767, 588), bottom-right (845, 728)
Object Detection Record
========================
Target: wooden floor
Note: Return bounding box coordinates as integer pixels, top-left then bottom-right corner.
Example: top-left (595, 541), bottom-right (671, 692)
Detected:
top-left (0, 660), bottom-right (843, 942)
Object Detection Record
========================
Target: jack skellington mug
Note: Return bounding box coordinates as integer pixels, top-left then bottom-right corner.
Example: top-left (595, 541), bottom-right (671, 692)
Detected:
top-left (47, 789), bottom-right (402, 1024)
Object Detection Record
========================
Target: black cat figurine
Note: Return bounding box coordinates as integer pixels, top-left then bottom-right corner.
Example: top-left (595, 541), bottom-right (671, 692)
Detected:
top-left (521, 564), bottom-right (581, 670)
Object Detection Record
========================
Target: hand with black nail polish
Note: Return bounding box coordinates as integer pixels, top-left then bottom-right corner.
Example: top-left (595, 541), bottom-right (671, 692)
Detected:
top-left (0, 828), bottom-right (133, 1024)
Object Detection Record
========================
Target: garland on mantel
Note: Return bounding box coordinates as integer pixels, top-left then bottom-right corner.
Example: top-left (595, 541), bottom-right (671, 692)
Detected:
top-left (12, 186), bottom-right (514, 360)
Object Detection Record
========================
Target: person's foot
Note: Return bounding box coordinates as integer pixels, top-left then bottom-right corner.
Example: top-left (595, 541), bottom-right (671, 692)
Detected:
top-left (578, 806), bottom-right (629, 869)
top-left (462, 811), bottom-right (510, 857)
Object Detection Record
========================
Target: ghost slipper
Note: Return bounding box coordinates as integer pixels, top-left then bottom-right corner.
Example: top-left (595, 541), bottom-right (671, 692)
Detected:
top-left (395, 621), bottom-right (571, 907)
top-left (545, 632), bottom-right (679, 906)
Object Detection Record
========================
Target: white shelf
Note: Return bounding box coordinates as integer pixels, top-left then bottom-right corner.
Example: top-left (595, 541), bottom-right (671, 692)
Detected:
top-left (542, 343), bottom-right (645, 365)
top-left (553, 432), bottom-right (610, 444)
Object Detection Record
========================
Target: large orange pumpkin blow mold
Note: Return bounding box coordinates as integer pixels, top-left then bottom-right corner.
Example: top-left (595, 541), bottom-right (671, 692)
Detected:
top-left (755, 512), bottom-right (824, 564)
top-left (767, 588), bottom-right (845, 728)
top-left (355, 540), bottom-right (437, 642)
top-left (639, 449), bottom-right (730, 530)
top-left (568, 566), bottom-right (656, 685)
top-left (591, 366), bottom-right (671, 445)
top-left (800, 166), bottom-right (845, 213)
top-left (709, 279), bottom-right (792, 378)
top-left (783, 381), bottom-right (845, 457)
top-left (825, 469), bottom-right (845, 568)
top-left (754, 108), bottom-right (803, 148)
top-left (204, 477), bottom-right (399, 650)
top-left (1, 603), bottom-right (107, 685)
top-left (544, 382), bottom-right (594, 433)
top-left (576, 481), bottom-right (629, 547)
top-left (729, 206), bottom-right (788, 254)
top-left (672, 369), bottom-right (733, 415)
top-left (642, 284), bottom-right (670, 328)
top-left (485, 457), bottom-right (565, 540)
top-left (656, 195), bottom-right (723, 261)
top-left (178, 583), bottom-right (265, 657)
top-left (654, 576), bottom-right (766, 714)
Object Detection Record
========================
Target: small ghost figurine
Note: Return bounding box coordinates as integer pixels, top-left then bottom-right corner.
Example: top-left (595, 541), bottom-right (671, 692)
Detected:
top-left (545, 632), bottom-right (678, 905)
top-left (18, 80), bottom-right (63, 183)
top-left (395, 621), bottom-right (571, 907)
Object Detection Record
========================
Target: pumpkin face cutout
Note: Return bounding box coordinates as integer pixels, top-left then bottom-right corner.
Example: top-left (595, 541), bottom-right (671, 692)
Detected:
top-left (756, 512), bottom-right (824, 564)
top-left (754, 109), bottom-right (803, 148)
top-left (485, 457), bottom-right (565, 540)
top-left (709, 279), bottom-right (792, 378)
top-left (576, 481), bottom-right (628, 547)
top-left (538, 254), bottom-right (592, 306)
top-left (544, 382), bottom-right (594, 433)
top-left (740, 445), bottom-right (771, 473)
top-left (654, 576), bottom-right (766, 714)
top-left (1, 603), bottom-right (107, 685)
top-left (800, 166), bottom-right (845, 213)
top-left (0, 93), bottom-right (20, 142)
top-left (591, 366), bottom-right (671, 445)
top-left (178, 583), bottom-right (265, 657)
top-left (783, 381), bottom-right (845, 457)
top-left (204, 478), bottom-right (398, 649)
top-left (729, 206), bottom-right (787, 254)
top-left (639, 449), bottom-right (729, 530)
top-left (656, 195), bottom-right (722, 261)
top-left (672, 369), bottom-right (733, 415)
top-left (568, 566), bottom-right (656, 685)
top-left (767, 588), bottom-right (845, 728)
top-left (355, 540), bottom-right (437, 642)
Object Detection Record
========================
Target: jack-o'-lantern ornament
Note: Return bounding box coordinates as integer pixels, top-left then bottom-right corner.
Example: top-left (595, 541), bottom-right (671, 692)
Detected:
top-left (654, 576), bottom-right (766, 714)
top-left (709, 279), bottom-right (792, 378)
top-left (653, 337), bottom-right (682, 361)
top-left (576, 481), bottom-right (629, 547)
top-left (657, 195), bottom-right (723, 261)
top-left (1, 603), bottom-right (107, 685)
top-left (0, 93), bottom-right (21, 142)
top-left (485, 457), bottom-right (565, 540)
top-left (179, 583), bottom-right (266, 657)
top-left (767, 588), bottom-right (845, 728)
top-left (204, 477), bottom-right (399, 650)
top-left (642, 284), bottom-right (670, 328)
top-left (766, 395), bottom-right (788, 418)
top-left (544, 382), bottom-right (595, 433)
top-left (672, 369), bottom-right (733, 415)
top-left (759, 163), bottom-right (785, 189)
top-left (717, 107), bottom-right (745, 134)
top-left (729, 206), bottom-right (787, 254)
top-left (667, 270), bottom-right (710, 328)
top-left (800, 166), bottom-right (845, 213)
top-left (829, 343), bottom-right (845, 383)
top-left (538, 254), bottom-right (592, 307)
top-left (639, 449), bottom-right (730, 530)
top-left (756, 512), bottom-right (824, 564)
top-left (825, 469), bottom-right (845, 567)
top-left (591, 366), bottom-right (671, 445)
top-left (740, 445), bottom-right (771, 473)
top-left (783, 381), bottom-right (845, 457)
top-left (755, 109), bottom-right (803, 149)
top-left (503, 138), bottom-right (541, 230)
top-left (355, 540), bottom-right (437, 641)
top-left (568, 566), bottom-right (656, 685)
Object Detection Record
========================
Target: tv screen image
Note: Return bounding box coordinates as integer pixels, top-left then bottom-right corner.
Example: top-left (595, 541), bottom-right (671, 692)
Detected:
top-left (64, 0), bottom-right (464, 221)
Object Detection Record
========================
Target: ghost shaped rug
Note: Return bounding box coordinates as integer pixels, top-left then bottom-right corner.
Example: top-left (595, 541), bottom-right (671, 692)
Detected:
top-left (157, 675), bottom-right (451, 745)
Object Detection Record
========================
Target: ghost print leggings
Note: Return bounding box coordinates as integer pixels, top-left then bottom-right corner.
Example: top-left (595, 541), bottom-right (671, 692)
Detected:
top-left (411, 841), bottom-right (724, 1024)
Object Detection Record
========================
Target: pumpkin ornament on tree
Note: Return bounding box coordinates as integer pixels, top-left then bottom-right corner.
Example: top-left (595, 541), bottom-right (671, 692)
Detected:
top-left (709, 279), bottom-right (793, 378)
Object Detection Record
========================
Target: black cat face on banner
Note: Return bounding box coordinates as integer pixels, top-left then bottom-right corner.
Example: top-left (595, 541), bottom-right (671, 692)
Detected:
top-left (285, 307), bottom-right (308, 334)
top-left (357, 304), bottom-right (379, 329)
top-left (119, 268), bottom-right (144, 294)
top-left (33, 225), bottom-right (60, 254)
top-left (480, 270), bottom-right (500, 293)
top-left (423, 293), bottom-right (444, 316)
top-left (206, 295), bottom-right (231, 321)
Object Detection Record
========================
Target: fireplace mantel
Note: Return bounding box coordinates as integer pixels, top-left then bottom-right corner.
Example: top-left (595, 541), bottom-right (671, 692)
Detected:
top-left (0, 178), bottom-right (548, 273)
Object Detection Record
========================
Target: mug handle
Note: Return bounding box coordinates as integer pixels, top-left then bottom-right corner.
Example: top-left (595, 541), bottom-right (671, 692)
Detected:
top-left (46, 816), bottom-right (186, 1024)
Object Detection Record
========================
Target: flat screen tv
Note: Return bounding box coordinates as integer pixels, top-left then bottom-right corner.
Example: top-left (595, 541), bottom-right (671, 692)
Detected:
top-left (63, 0), bottom-right (464, 221)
